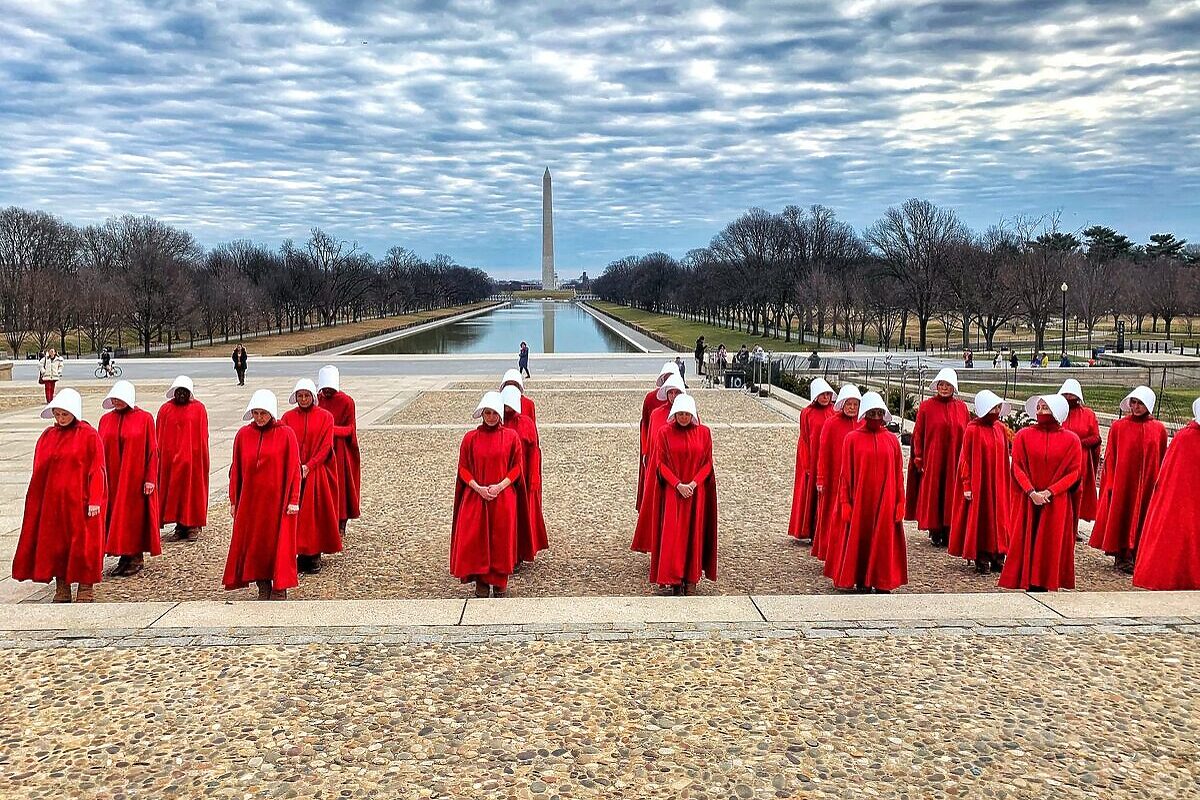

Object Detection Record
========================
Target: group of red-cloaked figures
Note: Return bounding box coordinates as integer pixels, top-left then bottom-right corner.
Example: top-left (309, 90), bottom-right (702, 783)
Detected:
top-left (14, 365), bottom-right (361, 602)
top-left (788, 368), bottom-right (1200, 593)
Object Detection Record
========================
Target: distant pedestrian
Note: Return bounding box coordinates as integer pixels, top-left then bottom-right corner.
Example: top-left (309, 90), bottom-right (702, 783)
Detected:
top-left (1009, 352), bottom-right (1019, 369)
top-left (674, 356), bottom-right (686, 386)
top-left (518, 341), bottom-right (530, 379)
top-left (736, 345), bottom-right (750, 366)
top-left (694, 336), bottom-right (706, 376)
top-left (38, 348), bottom-right (64, 402)
top-left (964, 349), bottom-right (974, 368)
top-left (808, 351), bottom-right (820, 369)
top-left (1059, 353), bottom-right (1071, 367)
top-left (716, 344), bottom-right (728, 370)
top-left (992, 352), bottom-right (1001, 368)
top-left (232, 345), bottom-right (248, 386)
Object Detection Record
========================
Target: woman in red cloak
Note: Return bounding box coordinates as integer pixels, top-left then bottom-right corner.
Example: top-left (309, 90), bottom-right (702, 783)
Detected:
top-left (813, 384), bottom-right (861, 564)
top-left (826, 392), bottom-right (907, 593)
top-left (999, 395), bottom-right (1082, 592)
top-left (643, 394), bottom-right (718, 595)
top-left (948, 389), bottom-right (1011, 574)
top-left (99, 380), bottom-right (161, 577)
top-left (1133, 397), bottom-right (1200, 590)
top-left (1058, 378), bottom-right (1100, 539)
top-left (450, 391), bottom-right (524, 597)
top-left (636, 362), bottom-right (680, 509)
top-left (13, 389), bottom-right (107, 603)
top-left (632, 373), bottom-right (688, 552)
top-left (500, 369), bottom-right (538, 424)
top-left (1089, 386), bottom-right (1169, 573)
top-left (906, 368), bottom-right (970, 547)
top-left (317, 365), bottom-right (361, 534)
top-left (156, 375), bottom-right (209, 541)
top-left (788, 378), bottom-right (835, 543)
top-left (223, 390), bottom-right (301, 600)
top-left (502, 385), bottom-right (548, 564)
top-left (282, 379), bottom-right (342, 575)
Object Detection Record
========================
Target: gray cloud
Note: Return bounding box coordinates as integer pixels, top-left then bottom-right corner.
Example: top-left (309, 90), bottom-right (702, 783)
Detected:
top-left (0, 0), bottom-right (1197, 279)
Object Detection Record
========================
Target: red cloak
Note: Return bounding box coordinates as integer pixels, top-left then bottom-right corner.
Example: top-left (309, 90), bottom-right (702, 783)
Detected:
top-left (812, 412), bottom-right (859, 563)
top-left (645, 421), bottom-right (718, 586)
top-left (223, 421), bottom-right (301, 591)
top-left (788, 401), bottom-right (835, 540)
top-left (948, 417), bottom-right (1010, 562)
top-left (1063, 403), bottom-right (1101, 522)
top-left (1133, 422), bottom-right (1200, 590)
top-left (632, 403), bottom-right (677, 553)
top-left (827, 425), bottom-right (907, 592)
top-left (521, 394), bottom-right (537, 425)
top-left (505, 408), bottom-right (548, 562)
top-left (637, 389), bottom-right (668, 509)
top-left (320, 390), bottom-right (361, 522)
top-left (905, 396), bottom-right (970, 531)
top-left (998, 422), bottom-right (1082, 591)
top-left (99, 407), bottom-right (162, 557)
top-left (13, 421), bottom-right (108, 585)
top-left (450, 424), bottom-right (523, 590)
top-left (282, 406), bottom-right (342, 557)
top-left (1089, 415), bottom-right (1168, 559)
top-left (156, 399), bottom-right (210, 528)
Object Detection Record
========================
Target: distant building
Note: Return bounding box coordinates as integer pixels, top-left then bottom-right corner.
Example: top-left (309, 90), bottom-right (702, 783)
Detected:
top-left (541, 168), bottom-right (556, 290)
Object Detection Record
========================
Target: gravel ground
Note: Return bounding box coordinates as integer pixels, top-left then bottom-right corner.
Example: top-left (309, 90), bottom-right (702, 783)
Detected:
top-left (94, 423), bottom-right (1135, 602)
top-left (0, 633), bottom-right (1195, 798)
top-left (387, 388), bottom-right (789, 425)
top-left (0, 384), bottom-right (175, 415)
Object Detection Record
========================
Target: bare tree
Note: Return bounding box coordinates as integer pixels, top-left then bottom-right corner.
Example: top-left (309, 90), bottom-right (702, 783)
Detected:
top-left (1012, 217), bottom-right (1079, 352)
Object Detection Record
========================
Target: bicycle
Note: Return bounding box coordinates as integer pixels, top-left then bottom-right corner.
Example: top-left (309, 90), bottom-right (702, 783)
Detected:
top-left (95, 362), bottom-right (123, 379)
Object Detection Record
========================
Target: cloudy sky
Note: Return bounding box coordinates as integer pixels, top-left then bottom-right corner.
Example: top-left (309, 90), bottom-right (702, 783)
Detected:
top-left (1, 1), bottom-right (1197, 279)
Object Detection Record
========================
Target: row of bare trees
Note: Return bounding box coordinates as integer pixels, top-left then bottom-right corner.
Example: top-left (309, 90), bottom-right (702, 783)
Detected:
top-left (0, 207), bottom-right (494, 357)
top-left (593, 199), bottom-right (1199, 352)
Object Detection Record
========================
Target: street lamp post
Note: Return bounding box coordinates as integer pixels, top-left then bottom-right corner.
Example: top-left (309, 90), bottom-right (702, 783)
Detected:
top-left (1060, 282), bottom-right (1069, 361)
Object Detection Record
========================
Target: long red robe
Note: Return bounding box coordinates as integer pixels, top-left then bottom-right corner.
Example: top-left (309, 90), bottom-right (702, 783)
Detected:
top-left (905, 395), bottom-right (970, 531)
top-left (505, 408), bottom-right (548, 562)
top-left (999, 421), bottom-right (1082, 591)
top-left (1089, 414), bottom-right (1168, 559)
top-left (813, 412), bottom-right (859, 563)
top-left (320, 391), bottom-right (361, 522)
top-left (282, 406), bottom-right (342, 557)
top-left (637, 389), bottom-right (668, 509)
top-left (99, 407), bottom-right (162, 557)
top-left (13, 421), bottom-right (108, 584)
top-left (1133, 422), bottom-right (1200, 590)
top-left (223, 421), bottom-right (301, 591)
top-left (156, 399), bottom-right (210, 528)
top-left (632, 403), bottom-right (680, 553)
top-left (948, 416), bottom-right (1010, 562)
top-left (788, 401), bottom-right (835, 540)
top-left (1063, 403), bottom-right (1101, 522)
top-left (827, 424), bottom-right (907, 591)
top-left (450, 424), bottom-right (523, 590)
top-left (645, 422), bottom-right (718, 586)
top-left (521, 394), bottom-right (537, 425)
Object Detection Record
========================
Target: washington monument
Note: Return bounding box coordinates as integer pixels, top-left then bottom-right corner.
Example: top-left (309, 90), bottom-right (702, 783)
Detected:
top-left (541, 167), bottom-right (556, 290)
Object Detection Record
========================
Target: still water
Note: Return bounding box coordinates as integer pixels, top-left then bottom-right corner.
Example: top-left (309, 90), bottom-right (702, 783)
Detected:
top-left (354, 301), bottom-right (640, 355)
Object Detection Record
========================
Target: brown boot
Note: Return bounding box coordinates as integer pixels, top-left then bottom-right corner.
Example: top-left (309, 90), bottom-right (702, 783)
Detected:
top-left (112, 556), bottom-right (131, 577)
top-left (474, 580), bottom-right (490, 598)
top-left (256, 581), bottom-right (272, 600)
top-left (52, 579), bottom-right (72, 603)
top-left (75, 584), bottom-right (95, 603)
top-left (270, 589), bottom-right (287, 600)
top-left (125, 554), bottom-right (144, 576)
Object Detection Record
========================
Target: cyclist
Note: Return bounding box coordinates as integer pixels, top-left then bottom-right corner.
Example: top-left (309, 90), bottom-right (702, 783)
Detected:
top-left (99, 347), bottom-right (116, 377)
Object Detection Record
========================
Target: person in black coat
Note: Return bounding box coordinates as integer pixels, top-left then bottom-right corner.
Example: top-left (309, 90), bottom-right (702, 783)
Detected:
top-left (232, 345), bottom-right (248, 386)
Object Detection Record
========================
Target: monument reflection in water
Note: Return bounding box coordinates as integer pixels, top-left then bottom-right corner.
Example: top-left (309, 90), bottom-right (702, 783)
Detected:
top-left (354, 301), bottom-right (639, 355)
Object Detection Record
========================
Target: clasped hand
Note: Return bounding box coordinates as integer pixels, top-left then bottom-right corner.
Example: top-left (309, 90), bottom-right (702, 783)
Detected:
top-left (1029, 489), bottom-right (1051, 506)
top-left (675, 481), bottom-right (697, 498)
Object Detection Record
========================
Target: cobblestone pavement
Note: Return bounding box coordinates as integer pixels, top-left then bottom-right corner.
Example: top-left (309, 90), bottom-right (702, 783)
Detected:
top-left (0, 630), bottom-right (1195, 799)
top-left (89, 386), bottom-right (1134, 602)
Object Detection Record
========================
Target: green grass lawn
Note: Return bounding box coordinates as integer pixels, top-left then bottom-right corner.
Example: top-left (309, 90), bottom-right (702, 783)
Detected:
top-left (589, 301), bottom-right (831, 352)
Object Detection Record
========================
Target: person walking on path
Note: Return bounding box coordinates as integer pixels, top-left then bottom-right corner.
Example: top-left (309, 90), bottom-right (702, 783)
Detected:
top-left (231, 345), bottom-right (248, 386)
top-left (789, 378), bottom-right (836, 544)
top-left (1009, 351), bottom-right (1019, 370)
top-left (501, 385), bottom-right (547, 566)
top-left (642, 394), bottom-right (718, 596)
top-left (450, 392), bottom-right (523, 598)
top-left (1089, 386), bottom-right (1168, 574)
top-left (282, 379), bottom-right (342, 575)
top-left (156, 376), bottom-right (210, 542)
top-left (947, 390), bottom-right (1011, 574)
top-left (12, 388), bottom-right (107, 603)
top-left (223, 390), bottom-right (300, 600)
top-left (998, 394), bottom-right (1082, 592)
top-left (905, 368), bottom-right (970, 548)
top-left (317, 366), bottom-right (361, 535)
top-left (38, 348), bottom-right (64, 402)
top-left (694, 336), bottom-right (706, 376)
top-left (813, 384), bottom-right (862, 564)
top-left (98, 380), bottom-right (161, 578)
top-left (636, 362), bottom-right (680, 510)
top-left (826, 392), bottom-right (907, 594)
top-left (518, 341), bottom-right (531, 380)
top-left (1058, 379), bottom-right (1101, 539)
top-left (1133, 397), bottom-right (1200, 590)
top-left (674, 356), bottom-right (687, 386)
